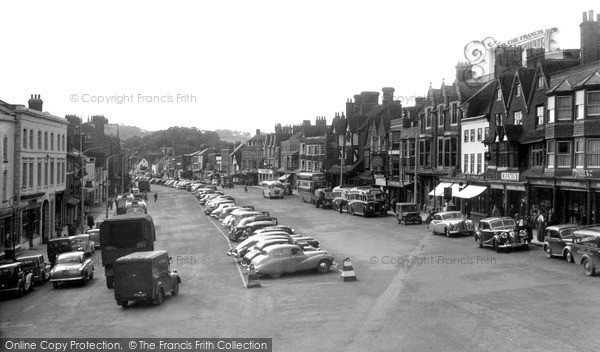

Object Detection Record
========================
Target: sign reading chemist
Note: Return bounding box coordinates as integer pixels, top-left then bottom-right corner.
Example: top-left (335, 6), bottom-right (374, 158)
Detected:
top-left (501, 172), bottom-right (519, 182)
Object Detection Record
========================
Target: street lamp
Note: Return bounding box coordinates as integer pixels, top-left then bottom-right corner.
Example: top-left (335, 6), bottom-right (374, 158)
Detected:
top-left (80, 145), bottom-right (104, 234)
top-left (8, 196), bottom-right (17, 262)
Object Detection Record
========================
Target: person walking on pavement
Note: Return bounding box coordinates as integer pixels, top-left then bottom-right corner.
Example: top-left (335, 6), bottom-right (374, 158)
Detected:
top-left (154, 192), bottom-right (158, 202)
top-left (86, 213), bottom-right (95, 230)
top-left (491, 204), bottom-right (501, 217)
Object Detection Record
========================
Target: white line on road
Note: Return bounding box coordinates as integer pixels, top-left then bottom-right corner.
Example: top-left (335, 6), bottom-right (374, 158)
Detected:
top-left (194, 196), bottom-right (248, 288)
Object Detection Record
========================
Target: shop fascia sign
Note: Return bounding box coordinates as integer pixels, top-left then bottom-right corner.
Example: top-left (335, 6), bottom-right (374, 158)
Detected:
top-left (500, 172), bottom-right (520, 182)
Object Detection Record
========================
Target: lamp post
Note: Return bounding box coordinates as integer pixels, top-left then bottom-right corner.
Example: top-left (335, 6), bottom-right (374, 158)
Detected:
top-left (80, 145), bottom-right (104, 234)
top-left (8, 196), bottom-right (17, 262)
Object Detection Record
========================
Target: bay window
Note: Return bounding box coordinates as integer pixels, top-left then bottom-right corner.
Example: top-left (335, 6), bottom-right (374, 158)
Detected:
top-left (547, 140), bottom-right (555, 168)
top-left (547, 96), bottom-right (555, 123)
top-left (587, 139), bottom-right (600, 167)
top-left (556, 96), bottom-right (572, 120)
top-left (589, 91), bottom-right (600, 117)
top-left (575, 138), bottom-right (584, 167)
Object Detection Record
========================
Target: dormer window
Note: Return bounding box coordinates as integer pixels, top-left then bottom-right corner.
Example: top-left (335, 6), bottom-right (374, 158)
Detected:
top-left (497, 89), bottom-right (502, 101)
top-left (516, 83), bottom-right (521, 97)
top-left (538, 76), bottom-right (544, 89)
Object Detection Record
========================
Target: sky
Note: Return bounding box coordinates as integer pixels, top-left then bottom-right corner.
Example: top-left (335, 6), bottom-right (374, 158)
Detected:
top-left (1, 0), bottom-right (599, 135)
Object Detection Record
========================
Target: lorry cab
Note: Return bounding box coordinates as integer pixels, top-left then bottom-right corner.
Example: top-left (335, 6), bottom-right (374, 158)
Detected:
top-left (113, 250), bottom-right (181, 307)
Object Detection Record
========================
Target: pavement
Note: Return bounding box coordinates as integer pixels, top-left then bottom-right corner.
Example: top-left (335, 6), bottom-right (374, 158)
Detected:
top-left (2, 202), bottom-right (115, 264)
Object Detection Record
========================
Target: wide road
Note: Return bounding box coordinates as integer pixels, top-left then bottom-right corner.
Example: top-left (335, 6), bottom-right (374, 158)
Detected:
top-left (1, 185), bottom-right (599, 352)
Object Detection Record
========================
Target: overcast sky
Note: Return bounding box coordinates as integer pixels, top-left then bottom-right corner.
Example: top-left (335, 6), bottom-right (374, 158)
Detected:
top-left (1, 1), bottom-right (598, 135)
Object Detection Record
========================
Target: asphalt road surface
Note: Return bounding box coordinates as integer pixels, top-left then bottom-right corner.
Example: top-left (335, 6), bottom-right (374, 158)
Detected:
top-left (1, 185), bottom-right (599, 352)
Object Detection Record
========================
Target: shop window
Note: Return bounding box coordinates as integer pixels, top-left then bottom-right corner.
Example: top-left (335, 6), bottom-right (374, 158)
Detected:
top-left (586, 139), bottom-right (600, 167)
top-left (556, 141), bottom-right (571, 168)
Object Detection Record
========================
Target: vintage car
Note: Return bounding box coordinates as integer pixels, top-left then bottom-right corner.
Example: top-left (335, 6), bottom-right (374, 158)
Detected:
top-left (347, 199), bottom-right (383, 217)
top-left (15, 254), bottom-right (51, 285)
top-left (253, 225), bottom-right (295, 236)
top-left (281, 183), bottom-right (294, 195)
top-left (114, 250), bottom-right (180, 307)
top-left (396, 202), bottom-right (422, 225)
top-left (251, 244), bottom-right (334, 278)
top-left (228, 232), bottom-right (294, 258)
top-left (0, 262), bottom-right (34, 297)
top-left (86, 228), bottom-right (101, 249)
top-left (231, 218), bottom-right (279, 241)
top-left (475, 217), bottom-right (529, 252)
top-left (228, 212), bottom-right (272, 232)
top-left (563, 229), bottom-right (600, 276)
top-left (430, 211), bottom-right (474, 236)
top-left (49, 251), bottom-right (94, 288)
top-left (543, 224), bottom-right (580, 259)
top-left (219, 205), bottom-right (254, 220)
top-left (241, 238), bottom-right (315, 266)
top-left (221, 176), bottom-right (234, 189)
top-left (47, 237), bottom-right (77, 264)
top-left (262, 181), bottom-right (284, 199)
top-left (314, 188), bottom-right (333, 209)
top-left (71, 234), bottom-right (95, 256)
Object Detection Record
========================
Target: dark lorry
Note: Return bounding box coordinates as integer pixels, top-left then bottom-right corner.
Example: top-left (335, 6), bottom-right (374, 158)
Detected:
top-left (137, 180), bottom-right (151, 193)
top-left (114, 250), bottom-right (180, 307)
top-left (100, 214), bottom-right (156, 288)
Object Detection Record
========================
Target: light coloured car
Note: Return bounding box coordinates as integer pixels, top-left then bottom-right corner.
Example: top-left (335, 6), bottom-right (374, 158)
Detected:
top-left (251, 244), bottom-right (334, 278)
top-left (430, 211), bottom-right (474, 237)
top-left (86, 229), bottom-right (101, 249)
top-left (71, 234), bottom-right (95, 256)
top-left (49, 252), bottom-right (94, 288)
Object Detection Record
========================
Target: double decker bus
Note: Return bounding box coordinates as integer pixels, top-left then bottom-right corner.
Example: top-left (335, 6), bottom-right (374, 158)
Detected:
top-left (297, 172), bottom-right (327, 203)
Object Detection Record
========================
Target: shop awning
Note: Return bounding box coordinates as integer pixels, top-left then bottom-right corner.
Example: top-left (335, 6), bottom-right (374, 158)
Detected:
top-left (454, 185), bottom-right (488, 199)
top-left (428, 182), bottom-right (452, 196)
top-left (278, 174), bottom-right (291, 182)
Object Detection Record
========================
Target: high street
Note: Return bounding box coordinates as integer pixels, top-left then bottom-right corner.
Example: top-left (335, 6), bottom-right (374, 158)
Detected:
top-left (1, 185), bottom-right (598, 351)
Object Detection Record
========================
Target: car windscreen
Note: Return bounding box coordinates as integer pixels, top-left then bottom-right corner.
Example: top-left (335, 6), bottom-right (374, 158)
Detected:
top-left (49, 240), bottom-right (72, 251)
top-left (18, 260), bottom-right (36, 270)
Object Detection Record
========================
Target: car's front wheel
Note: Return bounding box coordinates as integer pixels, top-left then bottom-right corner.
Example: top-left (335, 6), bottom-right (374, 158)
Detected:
top-left (53, 282), bottom-right (59, 289)
top-left (545, 245), bottom-right (553, 258)
top-left (316, 259), bottom-right (331, 274)
top-left (171, 282), bottom-right (179, 296)
top-left (445, 228), bottom-right (450, 237)
top-left (493, 240), bottom-right (500, 253)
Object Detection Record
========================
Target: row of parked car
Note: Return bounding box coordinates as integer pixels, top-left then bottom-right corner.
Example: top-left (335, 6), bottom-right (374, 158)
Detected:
top-left (190, 186), bottom-right (336, 278)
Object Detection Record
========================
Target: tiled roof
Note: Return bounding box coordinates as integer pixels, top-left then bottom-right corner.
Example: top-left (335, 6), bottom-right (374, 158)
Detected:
top-left (519, 128), bottom-right (545, 144)
top-left (549, 61), bottom-right (600, 92)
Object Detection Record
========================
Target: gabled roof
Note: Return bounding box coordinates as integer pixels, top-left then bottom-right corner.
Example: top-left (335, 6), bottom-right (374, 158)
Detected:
top-left (549, 61), bottom-right (600, 93)
top-left (573, 71), bottom-right (600, 88)
top-left (461, 80), bottom-right (497, 118)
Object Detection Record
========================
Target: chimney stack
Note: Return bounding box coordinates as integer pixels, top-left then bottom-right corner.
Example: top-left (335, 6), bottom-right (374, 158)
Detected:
top-left (255, 129), bottom-right (260, 135)
top-left (580, 9), bottom-right (600, 65)
top-left (28, 94), bottom-right (43, 111)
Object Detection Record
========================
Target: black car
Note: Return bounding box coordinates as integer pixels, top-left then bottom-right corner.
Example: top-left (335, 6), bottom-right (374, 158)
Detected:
top-left (396, 203), bottom-right (422, 225)
top-left (15, 254), bottom-right (51, 285)
top-left (0, 262), bottom-right (34, 298)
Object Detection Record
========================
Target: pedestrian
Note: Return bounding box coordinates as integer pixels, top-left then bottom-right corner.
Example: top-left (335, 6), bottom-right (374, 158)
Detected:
top-left (508, 205), bottom-right (516, 219)
top-left (108, 198), bottom-right (113, 210)
top-left (442, 201), bottom-right (448, 212)
top-left (537, 210), bottom-right (546, 242)
top-left (491, 204), bottom-right (501, 217)
top-left (244, 183), bottom-right (248, 192)
top-left (426, 209), bottom-right (435, 229)
top-left (86, 213), bottom-right (95, 230)
top-left (391, 197), bottom-right (397, 214)
top-left (154, 192), bottom-right (158, 202)
top-left (464, 201), bottom-right (472, 219)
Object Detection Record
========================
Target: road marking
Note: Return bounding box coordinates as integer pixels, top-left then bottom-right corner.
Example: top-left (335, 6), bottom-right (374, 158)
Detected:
top-left (194, 195), bottom-right (248, 288)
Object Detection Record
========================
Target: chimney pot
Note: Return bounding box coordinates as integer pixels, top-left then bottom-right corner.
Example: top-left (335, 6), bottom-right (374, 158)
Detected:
top-left (590, 10), bottom-right (594, 21)
top-left (584, 11), bottom-right (588, 22)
